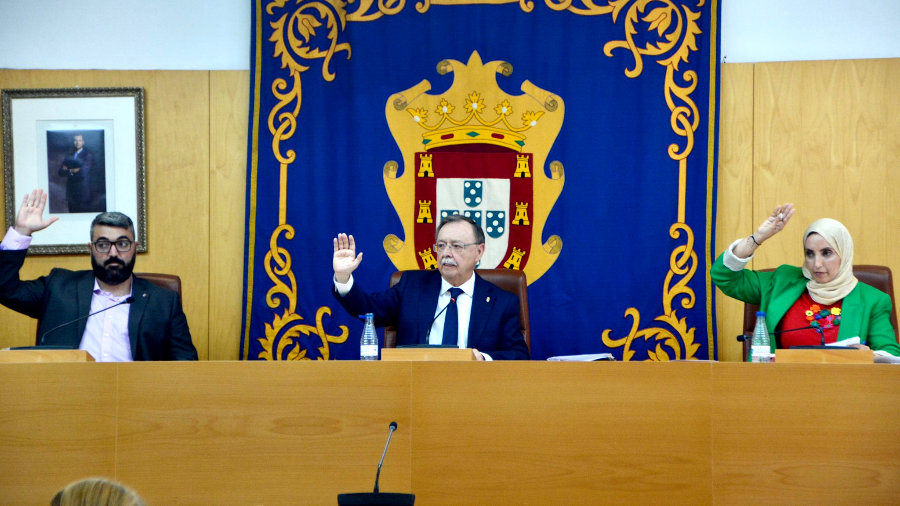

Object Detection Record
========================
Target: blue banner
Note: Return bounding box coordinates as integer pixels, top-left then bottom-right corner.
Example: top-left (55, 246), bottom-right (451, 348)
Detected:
top-left (242, 0), bottom-right (720, 361)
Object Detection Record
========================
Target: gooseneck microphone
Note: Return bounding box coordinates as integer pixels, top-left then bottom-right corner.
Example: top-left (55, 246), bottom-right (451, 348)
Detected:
top-left (423, 296), bottom-right (457, 343)
top-left (740, 324), bottom-right (834, 348)
top-left (337, 421), bottom-right (414, 506)
top-left (773, 324), bottom-right (828, 346)
top-left (373, 421), bottom-right (398, 493)
top-left (39, 297), bottom-right (135, 344)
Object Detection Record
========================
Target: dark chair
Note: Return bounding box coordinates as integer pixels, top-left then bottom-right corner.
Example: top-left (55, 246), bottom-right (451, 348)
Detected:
top-left (383, 269), bottom-right (530, 350)
top-left (740, 265), bottom-right (898, 360)
top-left (135, 272), bottom-right (182, 298)
top-left (34, 272), bottom-right (183, 344)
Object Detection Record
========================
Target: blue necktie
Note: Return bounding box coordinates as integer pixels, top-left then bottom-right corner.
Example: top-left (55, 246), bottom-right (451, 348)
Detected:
top-left (441, 287), bottom-right (463, 346)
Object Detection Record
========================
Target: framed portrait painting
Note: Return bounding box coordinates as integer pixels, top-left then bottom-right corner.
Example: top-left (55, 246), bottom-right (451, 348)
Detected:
top-left (1, 87), bottom-right (147, 254)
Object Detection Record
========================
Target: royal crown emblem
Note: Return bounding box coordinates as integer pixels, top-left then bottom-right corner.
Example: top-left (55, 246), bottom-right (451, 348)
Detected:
top-left (383, 51), bottom-right (565, 282)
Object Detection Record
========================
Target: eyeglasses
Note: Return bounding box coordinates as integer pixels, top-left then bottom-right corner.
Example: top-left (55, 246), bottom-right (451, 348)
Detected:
top-left (433, 241), bottom-right (479, 253)
top-left (92, 239), bottom-right (134, 253)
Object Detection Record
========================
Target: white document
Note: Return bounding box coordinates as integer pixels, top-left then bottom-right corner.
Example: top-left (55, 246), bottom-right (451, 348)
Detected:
top-left (829, 336), bottom-right (861, 347)
top-left (829, 336), bottom-right (900, 363)
top-left (547, 353), bottom-right (615, 361)
top-left (874, 350), bottom-right (900, 364)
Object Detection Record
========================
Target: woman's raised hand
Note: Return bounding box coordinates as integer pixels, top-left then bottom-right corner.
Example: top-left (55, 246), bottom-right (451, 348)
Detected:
top-left (755, 203), bottom-right (796, 243)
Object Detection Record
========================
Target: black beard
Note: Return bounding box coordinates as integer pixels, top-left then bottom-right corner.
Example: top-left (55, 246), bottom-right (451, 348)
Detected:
top-left (91, 254), bottom-right (135, 285)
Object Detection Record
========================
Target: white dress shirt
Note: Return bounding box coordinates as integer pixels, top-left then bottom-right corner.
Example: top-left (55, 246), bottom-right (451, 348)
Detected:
top-left (334, 272), bottom-right (492, 360)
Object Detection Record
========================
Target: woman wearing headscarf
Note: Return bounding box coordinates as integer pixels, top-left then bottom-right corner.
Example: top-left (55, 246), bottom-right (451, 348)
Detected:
top-left (711, 203), bottom-right (900, 356)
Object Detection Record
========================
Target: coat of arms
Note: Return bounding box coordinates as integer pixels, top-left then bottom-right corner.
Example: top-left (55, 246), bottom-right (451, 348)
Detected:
top-left (383, 51), bottom-right (565, 282)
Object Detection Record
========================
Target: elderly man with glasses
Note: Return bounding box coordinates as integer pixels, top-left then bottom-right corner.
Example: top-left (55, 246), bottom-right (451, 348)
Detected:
top-left (332, 214), bottom-right (529, 360)
top-left (0, 188), bottom-right (197, 361)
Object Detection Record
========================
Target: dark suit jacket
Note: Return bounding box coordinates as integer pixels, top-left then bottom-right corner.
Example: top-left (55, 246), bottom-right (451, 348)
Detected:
top-left (334, 270), bottom-right (529, 360)
top-left (0, 249), bottom-right (197, 360)
top-left (58, 148), bottom-right (94, 211)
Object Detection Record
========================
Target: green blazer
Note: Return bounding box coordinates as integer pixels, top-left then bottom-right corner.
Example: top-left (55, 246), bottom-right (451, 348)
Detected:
top-left (711, 254), bottom-right (900, 356)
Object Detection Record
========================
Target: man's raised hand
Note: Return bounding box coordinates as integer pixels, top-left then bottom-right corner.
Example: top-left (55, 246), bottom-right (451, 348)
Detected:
top-left (14, 189), bottom-right (58, 236)
top-left (333, 233), bottom-right (363, 284)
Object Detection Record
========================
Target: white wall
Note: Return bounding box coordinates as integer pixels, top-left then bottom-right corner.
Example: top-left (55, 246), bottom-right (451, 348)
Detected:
top-left (0, 0), bottom-right (898, 70)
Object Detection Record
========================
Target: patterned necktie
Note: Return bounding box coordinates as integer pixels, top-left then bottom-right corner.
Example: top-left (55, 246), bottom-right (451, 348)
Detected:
top-left (441, 287), bottom-right (464, 346)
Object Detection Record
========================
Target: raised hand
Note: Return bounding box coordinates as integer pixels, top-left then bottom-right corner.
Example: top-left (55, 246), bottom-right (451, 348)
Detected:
top-left (755, 203), bottom-right (796, 243)
top-left (14, 189), bottom-right (59, 236)
top-left (333, 233), bottom-right (363, 283)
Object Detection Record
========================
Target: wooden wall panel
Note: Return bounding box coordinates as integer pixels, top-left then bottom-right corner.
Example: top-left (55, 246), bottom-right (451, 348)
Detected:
top-left (139, 71), bottom-right (211, 359)
top-left (209, 71), bottom-right (249, 360)
top-left (715, 63), bottom-right (754, 362)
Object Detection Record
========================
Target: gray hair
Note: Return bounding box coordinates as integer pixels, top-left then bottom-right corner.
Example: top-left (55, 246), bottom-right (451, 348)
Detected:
top-left (435, 214), bottom-right (485, 245)
top-left (90, 212), bottom-right (135, 239)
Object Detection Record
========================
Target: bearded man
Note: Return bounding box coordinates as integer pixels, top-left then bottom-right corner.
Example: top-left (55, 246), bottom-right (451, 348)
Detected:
top-left (0, 189), bottom-right (197, 361)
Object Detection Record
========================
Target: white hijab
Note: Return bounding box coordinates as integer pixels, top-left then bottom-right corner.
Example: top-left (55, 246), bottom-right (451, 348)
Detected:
top-left (801, 218), bottom-right (858, 305)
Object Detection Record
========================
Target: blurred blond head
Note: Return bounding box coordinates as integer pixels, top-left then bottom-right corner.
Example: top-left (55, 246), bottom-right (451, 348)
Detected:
top-left (51, 477), bottom-right (145, 506)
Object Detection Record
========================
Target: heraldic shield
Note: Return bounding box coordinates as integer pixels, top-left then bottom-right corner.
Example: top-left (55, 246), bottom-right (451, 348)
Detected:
top-left (383, 51), bottom-right (565, 282)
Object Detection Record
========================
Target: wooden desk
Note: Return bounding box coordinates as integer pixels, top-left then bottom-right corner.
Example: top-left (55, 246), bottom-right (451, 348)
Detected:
top-left (775, 347), bottom-right (874, 363)
top-left (0, 349), bottom-right (95, 363)
top-left (1, 362), bottom-right (898, 505)
top-left (380, 347), bottom-right (474, 361)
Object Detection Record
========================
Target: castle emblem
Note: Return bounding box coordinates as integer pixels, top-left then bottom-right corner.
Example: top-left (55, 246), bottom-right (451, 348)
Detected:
top-left (383, 51), bottom-right (565, 282)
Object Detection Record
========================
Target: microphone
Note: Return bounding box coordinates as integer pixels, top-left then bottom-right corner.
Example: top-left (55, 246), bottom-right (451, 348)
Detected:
top-left (738, 324), bottom-right (819, 342)
top-left (423, 296), bottom-right (456, 343)
top-left (773, 324), bottom-right (828, 346)
top-left (373, 421), bottom-right (398, 493)
top-left (39, 296), bottom-right (135, 344)
top-left (740, 324), bottom-right (846, 350)
top-left (337, 421), bottom-right (414, 506)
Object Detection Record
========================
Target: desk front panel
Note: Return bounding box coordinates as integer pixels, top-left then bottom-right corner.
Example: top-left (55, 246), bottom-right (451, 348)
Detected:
top-left (411, 361), bottom-right (713, 504)
top-left (0, 363), bottom-right (118, 503)
top-left (712, 363), bottom-right (900, 504)
top-left (2, 361), bottom-right (899, 505)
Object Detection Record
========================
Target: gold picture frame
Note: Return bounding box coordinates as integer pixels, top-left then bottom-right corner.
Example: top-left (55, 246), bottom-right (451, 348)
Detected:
top-left (1, 87), bottom-right (147, 254)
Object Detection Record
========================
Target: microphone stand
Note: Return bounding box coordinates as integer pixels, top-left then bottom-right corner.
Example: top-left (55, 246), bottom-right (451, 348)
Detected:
top-left (423, 297), bottom-right (456, 344)
top-left (337, 422), bottom-right (415, 506)
top-left (738, 324), bottom-right (853, 352)
top-left (38, 296), bottom-right (135, 345)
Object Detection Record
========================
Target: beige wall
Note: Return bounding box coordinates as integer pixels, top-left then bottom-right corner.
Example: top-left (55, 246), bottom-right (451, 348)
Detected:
top-left (1, 59), bottom-right (897, 361)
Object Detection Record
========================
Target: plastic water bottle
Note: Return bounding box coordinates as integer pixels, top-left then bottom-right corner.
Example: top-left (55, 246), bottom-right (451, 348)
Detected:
top-left (750, 311), bottom-right (772, 363)
top-left (360, 313), bottom-right (378, 361)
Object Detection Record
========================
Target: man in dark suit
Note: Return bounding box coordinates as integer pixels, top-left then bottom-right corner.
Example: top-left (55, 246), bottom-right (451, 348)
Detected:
top-left (58, 133), bottom-right (94, 212)
top-left (332, 214), bottom-right (529, 360)
top-left (0, 188), bottom-right (197, 361)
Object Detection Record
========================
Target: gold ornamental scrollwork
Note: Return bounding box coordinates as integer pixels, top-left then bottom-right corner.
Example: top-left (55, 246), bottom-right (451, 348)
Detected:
top-left (413, 0), bottom-right (534, 15)
top-left (589, 0), bottom-right (706, 360)
top-left (253, 0), bottom-right (713, 360)
top-left (255, 0), bottom-right (356, 360)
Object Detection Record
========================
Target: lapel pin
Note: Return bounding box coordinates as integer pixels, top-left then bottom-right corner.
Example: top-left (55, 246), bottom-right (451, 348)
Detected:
top-left (486, 296), bottom-right (490, 302)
